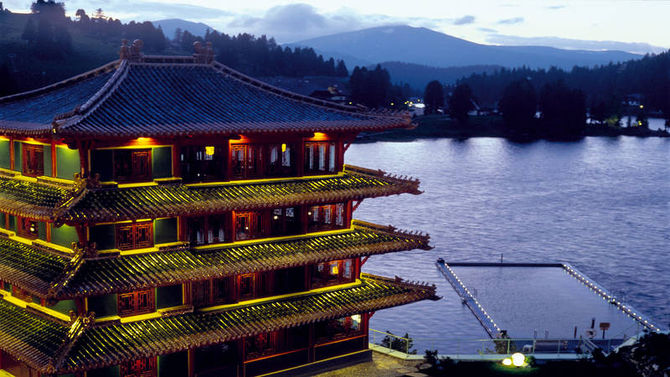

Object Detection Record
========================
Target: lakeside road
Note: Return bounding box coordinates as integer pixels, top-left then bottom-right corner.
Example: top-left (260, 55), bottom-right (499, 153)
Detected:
top-left (357, 115), bottom-right (669, 142)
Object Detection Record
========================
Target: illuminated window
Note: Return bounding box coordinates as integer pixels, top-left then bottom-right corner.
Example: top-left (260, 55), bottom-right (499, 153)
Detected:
top-left (17, 217), bottom-right (39, 239)
top-left (118, 289), bottom-right (155, 317)
top-left (311, 259), bottom-right (355, 288)
top-left (180, 145), bottom-right (225, 183)
top-left (304, 142), bottom-right (336, 174)
top-left (270, 207), bottom-right (300, 236)
top-left (187, 215), bottom-right (227, 245)
top-left (266, 143), bottom-right (295, 177)
top-left (231, 144), bottom-right (262, 179)
top-left (114, 149), bottom-right (152, 182)
top-left (315, 314), bottom-right (363, 342)
top-left (308, 203), bottom-right (346, 232)
top-left (235, 211), bottom-right (263, 241)
top-left (22, 144), bottom-right (44, 177)
top-left (116, 221), bottom-right (153, 250)
top-left (192, 277), bottom-right (233, 307)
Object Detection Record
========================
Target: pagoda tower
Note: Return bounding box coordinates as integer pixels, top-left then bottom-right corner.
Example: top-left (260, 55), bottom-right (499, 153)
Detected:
top-left (0, 41), bottom-right (436, 377)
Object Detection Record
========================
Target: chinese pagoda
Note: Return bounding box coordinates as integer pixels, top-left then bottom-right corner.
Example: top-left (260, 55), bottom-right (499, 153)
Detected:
top-left (0, 40), bottom-right (436, 377)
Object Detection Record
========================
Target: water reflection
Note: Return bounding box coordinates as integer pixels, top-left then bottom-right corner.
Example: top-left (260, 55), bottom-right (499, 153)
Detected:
top-left (347, 137), bottom-right (669, 353)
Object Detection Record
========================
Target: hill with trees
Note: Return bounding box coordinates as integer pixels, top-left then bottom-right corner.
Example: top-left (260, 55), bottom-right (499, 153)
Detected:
top-left (0, 2), bottom-right (349, 95)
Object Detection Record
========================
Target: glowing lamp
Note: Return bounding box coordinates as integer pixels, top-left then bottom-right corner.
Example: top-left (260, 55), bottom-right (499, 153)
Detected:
top-left (312, 132), bottom-right (327, 140)
top-left (511, 352), bottom-right (525, 367)
top-left (273, 215), bottom-right (279, 220)
top-left (205, 146), bottom-right (215, 156)
top-left (639, 105), bottom-right (644, 109)
top-left (502, 358), bottom-right (512, 366)
top-left (281, 143), bottom-right (287, 153)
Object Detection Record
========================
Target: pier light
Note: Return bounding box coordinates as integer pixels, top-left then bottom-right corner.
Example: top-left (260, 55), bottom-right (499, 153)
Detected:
top-left (511, 352), bottom-right (526, 367)
top-left (502, 358), bottom-right (512, 366)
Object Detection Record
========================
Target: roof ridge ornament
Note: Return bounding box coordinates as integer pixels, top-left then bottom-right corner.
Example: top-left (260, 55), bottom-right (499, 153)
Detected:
top-left (193, 41), bottom-right (214, 64)
top-left (120, 39), bottom-right (144, 62)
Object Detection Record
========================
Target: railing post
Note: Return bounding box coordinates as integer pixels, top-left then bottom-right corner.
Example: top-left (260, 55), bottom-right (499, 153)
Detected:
top-left (506, 339), bottom-right (510, 354)
top-left (532, 339), bottom-right (536, 354)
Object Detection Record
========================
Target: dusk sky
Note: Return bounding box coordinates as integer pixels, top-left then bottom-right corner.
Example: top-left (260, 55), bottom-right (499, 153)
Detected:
top-left (3, 0), bottom-right (670, 53)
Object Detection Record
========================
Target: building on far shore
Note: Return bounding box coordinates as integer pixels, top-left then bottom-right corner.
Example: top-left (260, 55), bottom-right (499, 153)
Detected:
top-left (0, 40), bottom-right (436, 377)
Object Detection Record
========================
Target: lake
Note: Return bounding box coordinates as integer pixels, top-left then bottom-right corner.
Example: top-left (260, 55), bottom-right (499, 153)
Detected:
top-left (347, 137), bottom-right (669, 353)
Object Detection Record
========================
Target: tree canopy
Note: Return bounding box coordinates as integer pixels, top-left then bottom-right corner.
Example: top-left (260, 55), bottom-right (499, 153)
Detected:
top-left (423, 80), bottom-right (444, 115)
top-left (447, 83), bottom-right (474, 123)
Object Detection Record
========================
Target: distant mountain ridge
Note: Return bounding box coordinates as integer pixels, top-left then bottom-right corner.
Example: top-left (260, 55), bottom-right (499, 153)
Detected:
top-left (379, 61), bottom-right (502, 89)
top-left (287, 25), bottom-right (642, 71)
top-left (152, 19), bottom-right (215, 40)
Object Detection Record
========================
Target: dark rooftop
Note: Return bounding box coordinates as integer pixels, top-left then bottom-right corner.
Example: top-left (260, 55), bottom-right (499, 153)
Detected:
top-left (0, 45), bottom-right (409, 138)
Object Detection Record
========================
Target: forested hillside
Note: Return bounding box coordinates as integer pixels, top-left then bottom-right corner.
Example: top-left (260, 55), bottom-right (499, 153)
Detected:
top-left (0, 1), bottom-right (348, 96)
top-left (457, 51), bottom-right (670, 115)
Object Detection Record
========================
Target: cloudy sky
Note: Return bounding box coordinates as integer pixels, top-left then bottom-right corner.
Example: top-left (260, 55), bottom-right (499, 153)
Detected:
top-left (4, 0), bottom-right (669, 53)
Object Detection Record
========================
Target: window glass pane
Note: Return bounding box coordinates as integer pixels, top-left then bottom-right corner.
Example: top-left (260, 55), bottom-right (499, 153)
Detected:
top-left (318, 144), bottom-right (326, 171)
top-left (329, 143), bottom-right (336, 172)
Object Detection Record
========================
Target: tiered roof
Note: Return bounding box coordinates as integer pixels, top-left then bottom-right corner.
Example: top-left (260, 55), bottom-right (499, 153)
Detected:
top-left (0, 274), bottom-right (437, 374)
top-left (0, 56), bottom-right (410, 138)
top-left (0, 220), bottom-right (430, 300)
top-left (0, 165), bottom-right (420, 224)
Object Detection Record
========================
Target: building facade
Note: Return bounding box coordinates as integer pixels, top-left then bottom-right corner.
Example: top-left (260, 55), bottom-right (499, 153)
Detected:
top-left (0, 42), bottom-right (436, 377)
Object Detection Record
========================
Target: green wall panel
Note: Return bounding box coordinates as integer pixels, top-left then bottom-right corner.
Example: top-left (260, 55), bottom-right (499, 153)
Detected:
top-left (51, 224), bottom-right (78, 248)
top-left (152, 146), bottom-right (172, 179)
top-left (43, 146), bottom-right (52, 177)
top-left (157, 285), bottom-right (182, 309)
top-left (56, 146), bottom-right (80, 180)
top-left (87, 366), bottom-right (120, 377)
top-left (13, 141), bottom-right (21, 171)
top-left (8, 215), bottom-right (16, 232)
top-left (0, 213), bottom-right (5, 228)
top-left (38, 221), bottom-right (47, 241)
top-left (159, 351), bottom-right (188, 377)
top-left (91, 149), bottom-right (114, 181)
top-left (91, 224), bottom-right (116, 250)
top-left (154, 218), bottom-right (177, 245)
top-left (0, 140), bottom-right (11, 169)
top-left (48, 299), bottom-right (77, 315)
top-left (88, 294), bottom-right (118, 317)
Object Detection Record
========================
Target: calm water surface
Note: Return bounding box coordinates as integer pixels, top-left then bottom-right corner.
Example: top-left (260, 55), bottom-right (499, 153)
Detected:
top-left (347, 137), bottom-right (669, 351)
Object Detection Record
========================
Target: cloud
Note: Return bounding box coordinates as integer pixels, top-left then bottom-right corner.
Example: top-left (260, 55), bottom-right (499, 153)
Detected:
top-left (486, 34), bottom-right (666, 54)
top-left (59, 0), bottom-right (233, 23)
top-left (497, 17), bottom-right (524, 25)
top-left (479, 27), bottom-right (498, 33)
top-left (547, 5), bottom-right (566, 10)
top-left (226, 4), bottom-right (380, 43)
top-left (453, 15), bottom-right (475, 25)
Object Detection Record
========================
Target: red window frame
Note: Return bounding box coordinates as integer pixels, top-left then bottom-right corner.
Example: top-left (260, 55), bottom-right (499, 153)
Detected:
top-left (304, 142), bottom-right (336, 174)
top-left (234, 211), bottom-right (263, 241)
top-left (116, 221), bottom-right (153, 250)
top-left (120, 357), bottom-right (157, 377)
top-left (114, 149), bottom-right (152, 182)
top-left (22, 144), bottom-right (44, 177)
top-left (16, 217), bottom-right (39, 239)
top-left (231, 144), bottom-right (263, 179)
top-left (118, 289), bottom-right (155, 317)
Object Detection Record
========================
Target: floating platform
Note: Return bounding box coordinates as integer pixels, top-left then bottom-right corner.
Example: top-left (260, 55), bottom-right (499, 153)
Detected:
top-left (436, 259), bottom-right (659, 352)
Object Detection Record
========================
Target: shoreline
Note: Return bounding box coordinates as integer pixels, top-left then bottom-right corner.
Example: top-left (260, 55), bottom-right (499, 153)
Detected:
top-left (356, 115), bottom-right (670, 143)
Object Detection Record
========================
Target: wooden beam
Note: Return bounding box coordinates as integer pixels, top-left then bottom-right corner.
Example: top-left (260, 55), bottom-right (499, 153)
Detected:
top-left (360, 255), bottom-right (370, 267)
top-left (352, 200), bottom-right (364, 213)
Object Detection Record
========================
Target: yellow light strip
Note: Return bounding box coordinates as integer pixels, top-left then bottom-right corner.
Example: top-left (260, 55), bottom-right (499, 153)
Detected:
top-left (193, 226), bottom-right (355, 251)
top-left (32, 239), bottom-right (74, 254)
top-left (95, 144), bottom-right (172, 150)
top-left (198, 279), bottom-right (362, 313)
top-left (0, 290), bottom-right (71, 322)
top-left (255, 349), bottom-right (370, 377)
top-left (185, 171), bottom-right (346, 188)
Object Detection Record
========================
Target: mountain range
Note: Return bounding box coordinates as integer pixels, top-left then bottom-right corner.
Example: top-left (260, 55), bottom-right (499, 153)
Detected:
top-left (287, 25), bottom-right (642, 71)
